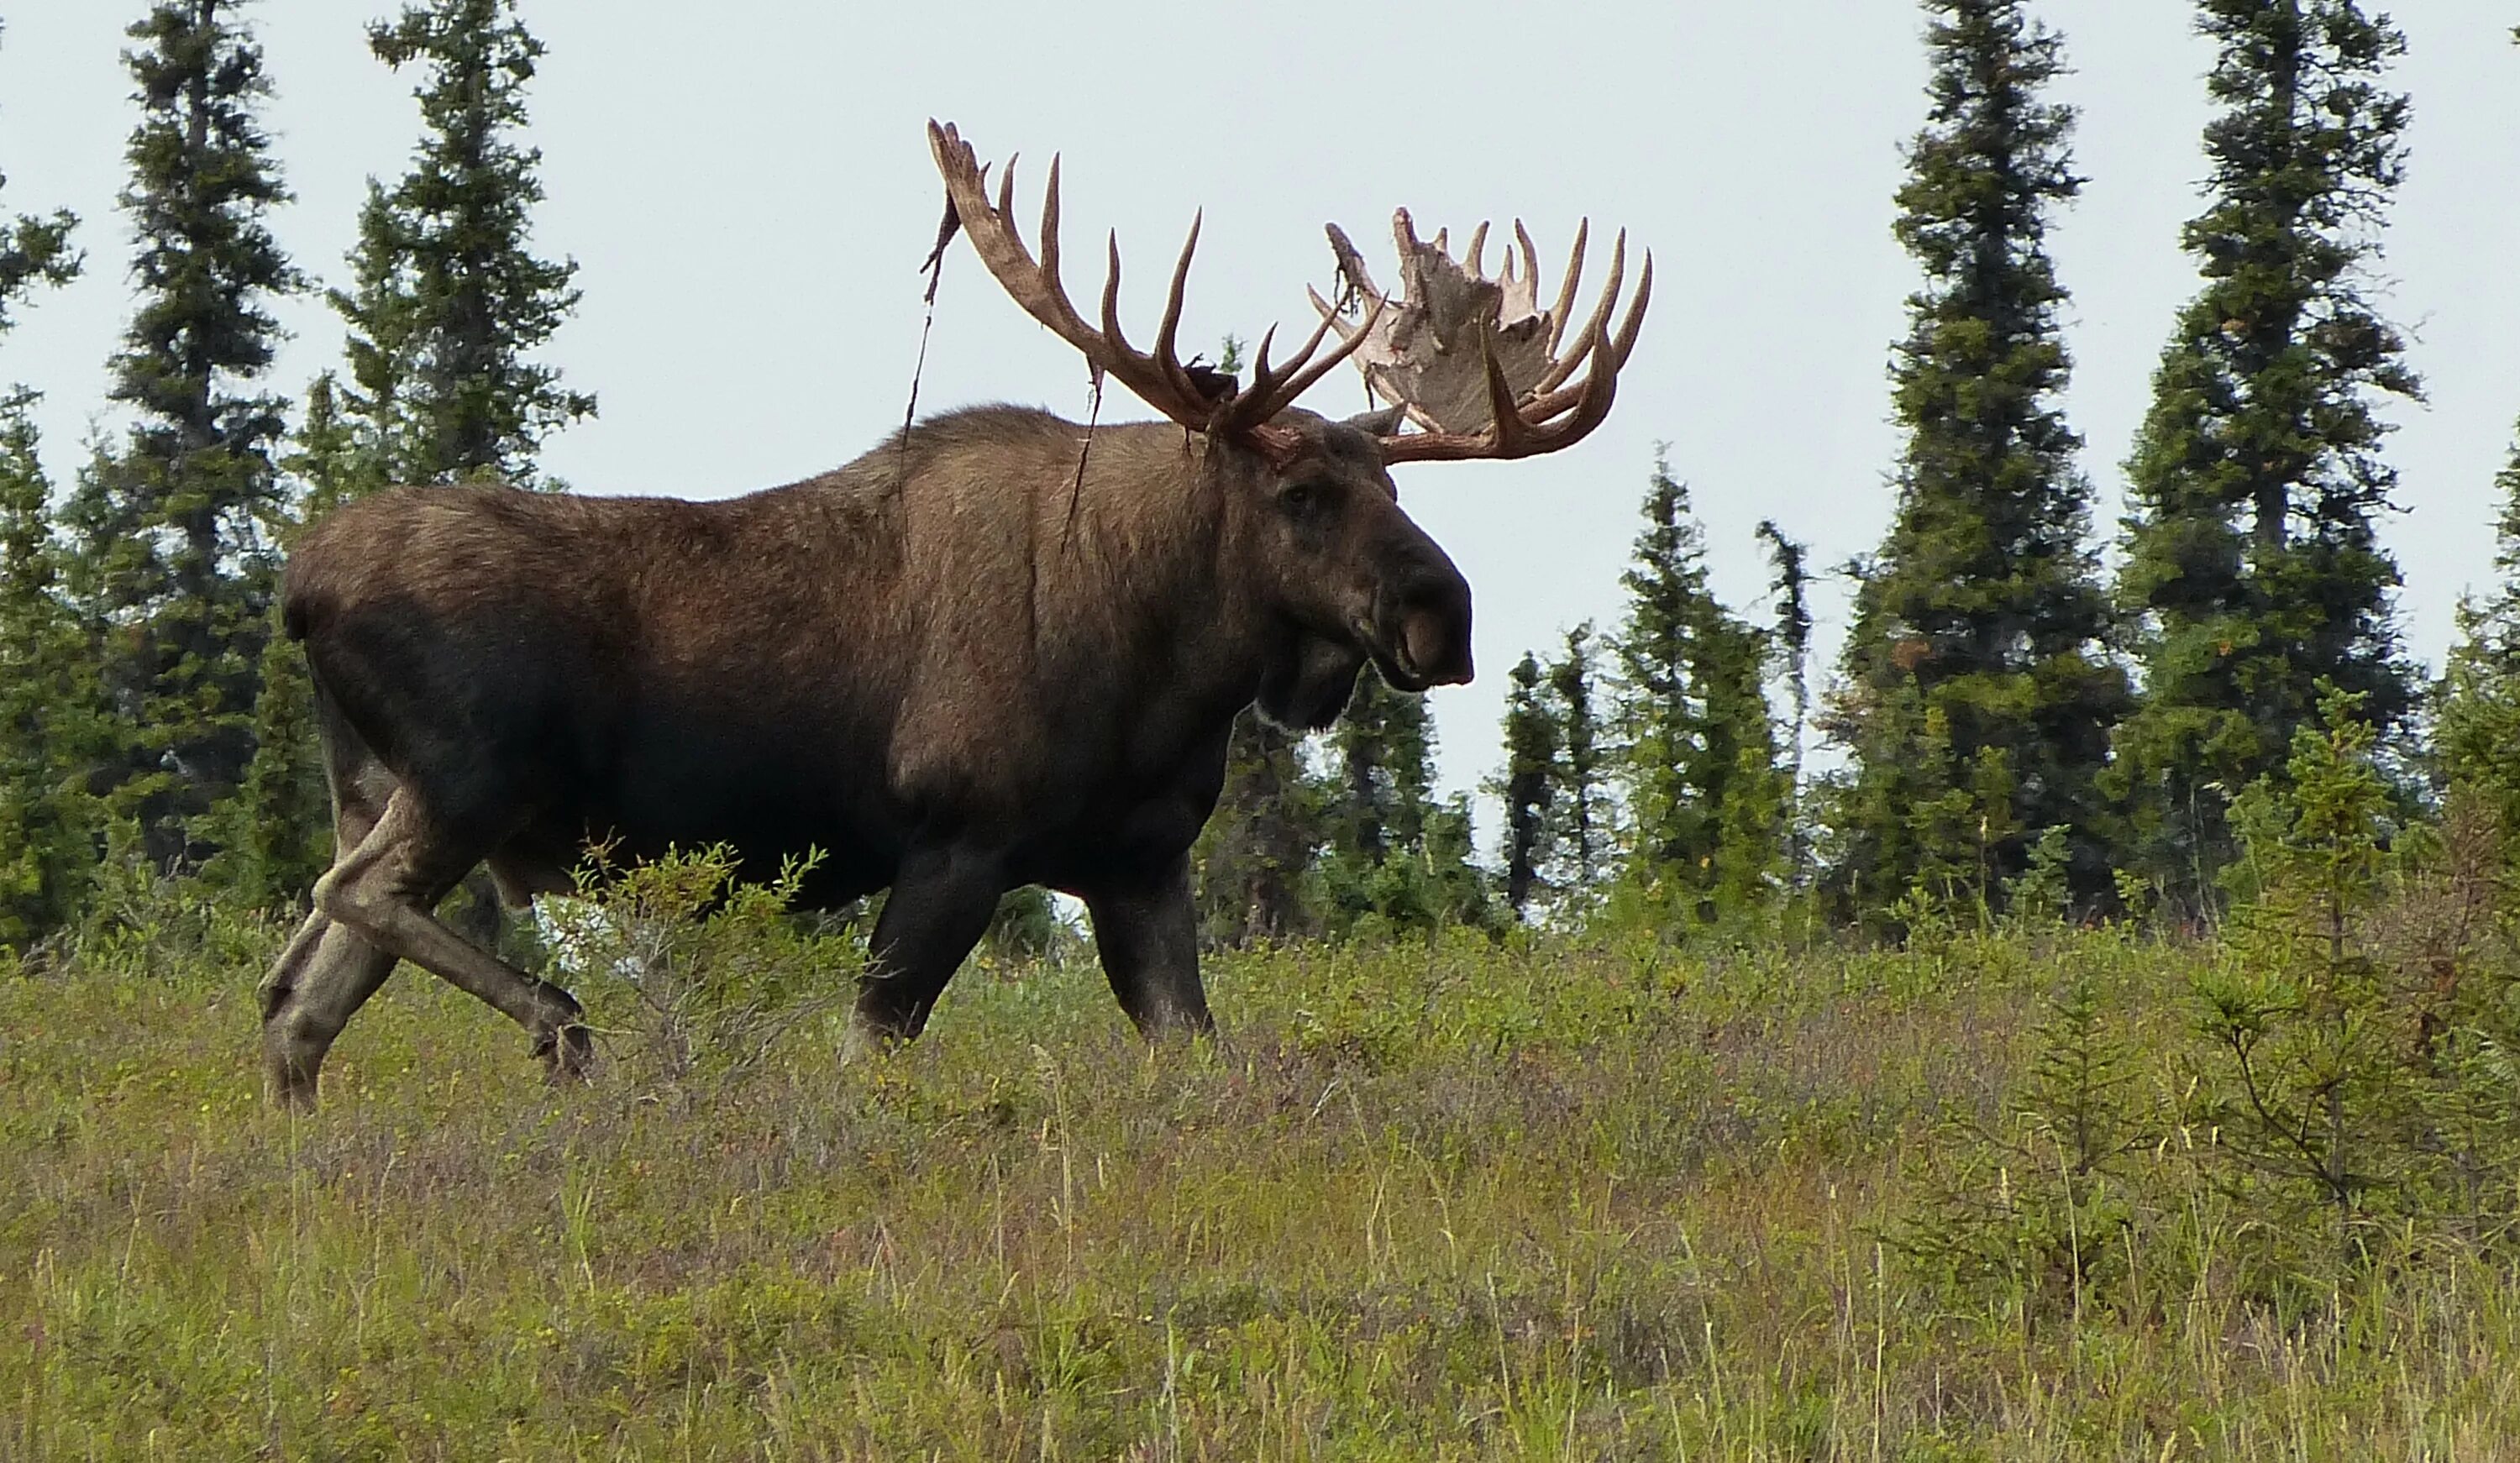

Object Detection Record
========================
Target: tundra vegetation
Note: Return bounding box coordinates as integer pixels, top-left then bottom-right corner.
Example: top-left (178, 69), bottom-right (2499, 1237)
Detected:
top-left (7, 797), bottom-right (2520, 1456)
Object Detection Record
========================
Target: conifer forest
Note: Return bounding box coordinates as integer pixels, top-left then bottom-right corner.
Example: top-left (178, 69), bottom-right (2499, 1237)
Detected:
top-left (6, 1), bottom-right (2520, 1456)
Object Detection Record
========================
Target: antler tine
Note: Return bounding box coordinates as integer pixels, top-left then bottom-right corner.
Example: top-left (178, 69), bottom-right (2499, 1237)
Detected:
top-left (1097, 231), bottom-right (1131, 365)
top-left (1149, 212), bottom-right (1207, 411)
top-left (1534, 228), bottom-right (1624, 396)
top-left (1375, 239), bottom-right (1650, 466)
top-left (1467, 221), bottom-right (1489, 279)
top-left (1230, 290), bottom-right (1390, 428)
top-left (931, 119), bottom-right (1226, 434)
top-left (1476, 322), bottom-right (1530, 455)
top-left (1514, 221), bottom-right (1539, 293)
top-left (1544, 218), bottom-right (1588, 357)
top-left (1508, 246), bottom-right (1654, 433)
top-left (1037, 155), bottom-right (1063, 296)
top-left (1246, 323), bottom-right (1282, 391)
top-left (1616, 249), bottom-right (1653, 362)
top-left (931, 122), bottom-right (1090, 351)
top-left (1305, 284), bottom-right (1362, 344)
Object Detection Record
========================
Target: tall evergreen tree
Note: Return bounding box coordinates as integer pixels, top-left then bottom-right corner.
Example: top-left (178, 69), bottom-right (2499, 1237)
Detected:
top-left (1190, 335), bottom-right (1333, 946)
top-left (0, 401), bottom-right (98, 949)
top-left (0, 20), bottom-right (91, 950)
top-left (63, 0), bottom-right (301, 874)
top-left (335, 0), bottom-right (591, 489)
top-left (1826, 0), bottom-right (2128, 924)
top-left (1756, 520), bottom-right (1814, 884)
top-left (0, 22), bottom-right (78, 333)
top-left (1192, 710), bottom-right (1329, 947)
top-left (1492, 650), bottom-right (1560, 920)
top-left (1319, 676), bottom-right (1492, 936)
top-left (207, 378), bottom-right (361, 910)
top-left (1543, 621), bottom-right (1611, 899)
top-left (1614, 458), bottom-right (1786, 923)
top-left (2437, 424), bottom-right (2520, 847)
top-left (2110, 0), bottom-right (2419, 905)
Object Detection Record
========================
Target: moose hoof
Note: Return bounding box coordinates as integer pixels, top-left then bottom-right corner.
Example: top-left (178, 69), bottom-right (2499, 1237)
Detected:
top-left (265, 1067), bottom-right (321, 1113)
top-left (837, 1018), bottom-right (908, 1069)
top-left (536, 1024), bottom-right (595, 1084)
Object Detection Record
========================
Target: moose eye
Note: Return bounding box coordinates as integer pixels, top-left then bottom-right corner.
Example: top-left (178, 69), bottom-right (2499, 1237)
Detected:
top-left (1279, 480), bottom-right (1336, 516)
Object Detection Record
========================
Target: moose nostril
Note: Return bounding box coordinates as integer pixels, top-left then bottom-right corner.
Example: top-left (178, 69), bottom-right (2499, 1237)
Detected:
top-left (1401, 606), bottom-right (1473, 685)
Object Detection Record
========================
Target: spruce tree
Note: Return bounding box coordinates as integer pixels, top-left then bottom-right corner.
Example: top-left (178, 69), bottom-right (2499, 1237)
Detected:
top-left (1319, 676), bottom-right (1493, 936)
top-left (1190, 334), bottom-right (1332, 947)
top-left (63, 0), bottom-right (301, 874)
top-left (0, 24), bottom-right (90, 949)
top-left (2437, 425), bottom-right (2520, 847)
top-left (1492, 650), bottom-right (1560, 920)
top-left (0, 27), bottom-right (78, 333)
top-left (0, 406), bottom-right (101, 950)
top-left (207, 379), bottom-right (362, 910)
top-left (1614, 458), bottom-right (1787, 924)
top-left (1826, 0), bottom-right (2128, 925)
top-left (1192, 710), bottom-right (1329, 947)
top-left (336, 0), bottom-right (591, 489)
top-left (1543, 622), bottom-right (1611, 899)
top-left (1756, 520), bottom-right (1814, 884)
top-left (2110, 0), bottom-right (2419, 906)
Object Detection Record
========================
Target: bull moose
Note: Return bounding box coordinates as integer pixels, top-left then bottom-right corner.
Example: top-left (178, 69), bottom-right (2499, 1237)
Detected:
top-left (255, 121), bottom-right (1649, 1108)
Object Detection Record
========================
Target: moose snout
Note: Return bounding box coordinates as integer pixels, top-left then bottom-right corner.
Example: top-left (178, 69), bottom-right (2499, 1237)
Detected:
top-left (1384, 564), bottom-right (1474, 688)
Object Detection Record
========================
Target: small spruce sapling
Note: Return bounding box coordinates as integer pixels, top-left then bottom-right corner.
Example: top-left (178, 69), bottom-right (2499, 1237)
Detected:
top-left (2191, 684), bottom-right (2402, 1262)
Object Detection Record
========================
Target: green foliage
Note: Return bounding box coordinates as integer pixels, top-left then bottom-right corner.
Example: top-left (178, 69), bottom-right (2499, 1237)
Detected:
top-left (1894, 967), bottom-right (2155, 1321)
top-left (1193, 709), bottom-right (1329, 948)
top-left (1829, 0), bottom-right (2128, 927)
top-left (1756, 519), bottom-right (1815, 885)
top-left (2112, 0), bottom-right (2422, 908)
top-left (0, 399), bottom-right (102, 952)
top-left (334, 0), bottom-right (593, 489)
top-left (61, 0), bottom-right (302, 877)
top-left (19, 915), bottom-right (2520, 1453)
top-left (1319, 675), bottom-right (1496, 939)
top-left (2187, 685), bottom-right (2471, 1259)
top-left (1490, 650), bottom-right (1558, 920)
top-left (203, 614), bottom-right (328, 914)
top-left (0, 15), bottom-right (79, 336)
top-left (548, 843), bottom-right (856, 1093)
top-left (1612, 457), bottom-right (1786, 928)
top-left (1541, 621), bottom-right (1612, 905)
top-left (2009, 822), bottom-right (2076, 925)
top-left (2437, 422), bottom-right (2520, 863)
top-left (0, 93), bottom-right (92, 953)
top-left (982, 885), bottom-right (1073, 962)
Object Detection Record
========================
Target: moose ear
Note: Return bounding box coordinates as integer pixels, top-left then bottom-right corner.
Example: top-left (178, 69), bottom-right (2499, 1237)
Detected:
top-left (1340, 403), bottom-right (1407, 437)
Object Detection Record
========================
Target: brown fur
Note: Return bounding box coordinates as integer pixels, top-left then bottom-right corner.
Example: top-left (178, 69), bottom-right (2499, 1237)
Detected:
top-left (256, 403), bottom-right (1472, 1106)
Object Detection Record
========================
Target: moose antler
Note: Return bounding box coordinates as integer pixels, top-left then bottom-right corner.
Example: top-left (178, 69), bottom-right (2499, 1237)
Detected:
top-left (1309, 210), bottom-right (1651, 464)
top-left (927, 121), bottom-right (1384, 459)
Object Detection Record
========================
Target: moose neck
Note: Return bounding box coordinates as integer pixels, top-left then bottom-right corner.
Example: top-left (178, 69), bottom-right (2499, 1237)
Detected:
top-left (1026, 420), bottom-right (1284, 726)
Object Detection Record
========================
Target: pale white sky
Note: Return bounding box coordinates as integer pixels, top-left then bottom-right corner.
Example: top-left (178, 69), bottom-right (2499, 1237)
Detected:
top-left (3, 2), bottom-right (2515, 830)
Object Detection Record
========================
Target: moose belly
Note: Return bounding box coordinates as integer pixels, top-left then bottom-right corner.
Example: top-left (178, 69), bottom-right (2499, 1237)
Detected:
top-left (570, 698), bottom-right (903, 908)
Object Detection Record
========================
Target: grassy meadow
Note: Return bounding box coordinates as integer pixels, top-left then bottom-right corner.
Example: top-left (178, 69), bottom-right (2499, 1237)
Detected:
top-left (6, 904), bottom-right (2520, 1460)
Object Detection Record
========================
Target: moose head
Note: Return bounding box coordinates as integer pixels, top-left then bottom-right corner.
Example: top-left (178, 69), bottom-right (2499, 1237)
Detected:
top-left (927, 121), bottom-right (1651, 726)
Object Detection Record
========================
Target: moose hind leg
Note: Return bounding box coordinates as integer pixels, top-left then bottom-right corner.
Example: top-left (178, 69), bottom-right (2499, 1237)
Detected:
top-left (848, 842), bottom-right (1004, 1054)
top-left (1082, 855), bottom-right (1214, 1039)
top-left (315, 792), bottom-right (592, 1082)
top-left (259, 915), bottom-right (396, 1110)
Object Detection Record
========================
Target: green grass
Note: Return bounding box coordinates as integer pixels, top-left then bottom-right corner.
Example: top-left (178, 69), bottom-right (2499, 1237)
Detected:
top-left (6, 923), bottom-right (2520, 1459)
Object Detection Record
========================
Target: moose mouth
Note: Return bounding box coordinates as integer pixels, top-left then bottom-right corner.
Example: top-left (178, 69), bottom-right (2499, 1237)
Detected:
top-left (1352, 614), bottom-right (1446, 695)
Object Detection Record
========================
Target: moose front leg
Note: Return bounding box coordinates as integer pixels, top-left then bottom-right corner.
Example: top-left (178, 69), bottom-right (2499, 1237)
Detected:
top-left (848, 841), bottom-right (1005, 1054)
top-left (1082, 854), bottom-right (1214, 1039)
